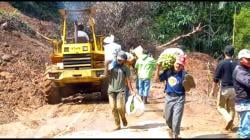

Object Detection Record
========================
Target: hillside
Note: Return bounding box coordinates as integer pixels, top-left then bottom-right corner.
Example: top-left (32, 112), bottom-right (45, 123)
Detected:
top-left (0, 2), bottom-right (58, 124)
top-left (0, 2), bottom-right (239, 139)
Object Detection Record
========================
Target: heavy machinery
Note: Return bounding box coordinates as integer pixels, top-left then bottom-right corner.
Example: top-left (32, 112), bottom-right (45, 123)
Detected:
top-left (42, 8), bottom-right (108, 104)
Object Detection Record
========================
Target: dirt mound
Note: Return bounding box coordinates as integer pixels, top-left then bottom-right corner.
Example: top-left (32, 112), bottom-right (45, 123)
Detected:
top-left (0, 2), bottom-right (58, 124)
top-left (185, 52), bottom-right (217, 95)
top-left (0, 2), bottom-right (59, 37)
top-left (0, 30), bottom-right (51, 124)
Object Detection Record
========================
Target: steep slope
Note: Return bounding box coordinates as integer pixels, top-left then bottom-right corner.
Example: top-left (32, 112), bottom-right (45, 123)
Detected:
top-left (0, 2), bottom-right (58, 124)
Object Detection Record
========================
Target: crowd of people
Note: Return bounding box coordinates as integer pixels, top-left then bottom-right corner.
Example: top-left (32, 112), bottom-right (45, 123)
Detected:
top-left (103, 35), bottom-right (250, 138)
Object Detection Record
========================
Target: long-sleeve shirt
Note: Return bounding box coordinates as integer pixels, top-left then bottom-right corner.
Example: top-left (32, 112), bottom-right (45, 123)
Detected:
top-left (233, 65), bottom-right (250, 103)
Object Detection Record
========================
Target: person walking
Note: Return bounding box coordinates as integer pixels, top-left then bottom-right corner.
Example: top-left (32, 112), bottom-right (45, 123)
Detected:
top-left (232, 49), bottom-right (250, 138)
top-left (155, 55), bottom-right (188, 138)
top-left (135, 49), bottom-right (156, 104)
top-left (210, 45), bottom-right (237, 130)
top-left (104, 51), bottom-right (135, 131)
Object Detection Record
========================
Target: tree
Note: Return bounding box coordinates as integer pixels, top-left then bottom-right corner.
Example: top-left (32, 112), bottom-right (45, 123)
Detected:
top-left (234, 5), bottom-right (250, 53)
top-left (150, 2), bottom-right (243, 58)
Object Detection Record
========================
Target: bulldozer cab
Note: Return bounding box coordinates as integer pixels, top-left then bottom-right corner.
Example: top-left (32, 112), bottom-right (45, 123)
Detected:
top-left (56, 8), bottom-right (104, 55)
top-left (50, 8), bottom-right (105, 68)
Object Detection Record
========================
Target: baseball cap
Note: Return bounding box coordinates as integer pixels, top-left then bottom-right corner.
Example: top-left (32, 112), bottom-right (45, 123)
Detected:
top-left (238, 49), bottom-right (250, 59)
top-left (176, 55), bottom-right (186, 66)
top-left (224, 45), bottom-right (234, 56)
top-left (117, 51), bottom-right (127, 61)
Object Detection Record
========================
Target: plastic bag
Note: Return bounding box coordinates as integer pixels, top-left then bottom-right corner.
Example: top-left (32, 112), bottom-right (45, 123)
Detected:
top-left (126, 95), bottom-right (145, 117)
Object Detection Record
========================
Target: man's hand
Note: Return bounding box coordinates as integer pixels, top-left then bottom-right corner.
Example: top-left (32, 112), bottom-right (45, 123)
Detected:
top-left (154, 63), bottom-right (161, 82)
top-left (209, 90), bottom-right (214, 97)
top-left (154, 75), bottom-right (160, 82)
top-left (130, 90), bottom-right (136, 96)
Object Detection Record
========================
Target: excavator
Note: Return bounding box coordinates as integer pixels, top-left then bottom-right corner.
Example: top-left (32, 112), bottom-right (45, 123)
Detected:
top-left (40, 8), bottom-right (108, 104)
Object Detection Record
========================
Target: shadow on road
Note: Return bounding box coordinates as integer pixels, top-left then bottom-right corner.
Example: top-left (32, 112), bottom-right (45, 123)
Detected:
top-left (231, 127), bottom-right (239, 133)
top-left (192, 133), bottom-right (229, 138)
top-left (127, 122), bottom-right (165, 129)
top-left (144, 109), bottom-right (163, 112)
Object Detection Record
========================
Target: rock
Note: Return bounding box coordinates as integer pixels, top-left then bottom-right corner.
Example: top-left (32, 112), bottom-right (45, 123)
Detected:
top-left (7, 88), bottom-right (13, 93)
top-left (1, 62), bottom-right (7, 66)
top-left (3, 42), bottom-right (9, 47)
top-left (17, 86), bottom-right (22, 90)
top-left (0, 71), bottom-right (13, 79)
top-left (12, 51), bottom-right (19, 56)
top-left (2, 54), bottom-right (12, 62)
top-left (0, 22), bottom-right (8, 30)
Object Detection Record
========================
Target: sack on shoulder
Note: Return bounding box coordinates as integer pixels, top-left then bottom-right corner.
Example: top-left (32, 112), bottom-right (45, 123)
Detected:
top-left (182, 74), bottom-right (196, 92)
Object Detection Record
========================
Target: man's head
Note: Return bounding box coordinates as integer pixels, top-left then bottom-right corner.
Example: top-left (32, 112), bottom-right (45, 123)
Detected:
top-left (238, 49), bottom-right (250, 68)
top-left (117, 51), bottom-right (127, 65)
top-left (174, 55), bottom-right (186, 72)
top-left (78, 24), bottom-right (84, 31)
top-left (224, 45), bottom-right (234, 57)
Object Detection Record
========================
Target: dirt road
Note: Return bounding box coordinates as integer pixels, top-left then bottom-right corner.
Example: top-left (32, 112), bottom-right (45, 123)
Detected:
top-left (0, 83), bottom-right (238, 138)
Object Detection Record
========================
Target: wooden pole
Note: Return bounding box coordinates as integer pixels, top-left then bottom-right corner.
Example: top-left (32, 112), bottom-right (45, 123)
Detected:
top-left (233, 6), bottom-right (236, 46)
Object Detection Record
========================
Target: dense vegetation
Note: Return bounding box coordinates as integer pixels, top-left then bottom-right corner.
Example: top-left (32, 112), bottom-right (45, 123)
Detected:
top-left (234, 3), bottom-right (250, 53)
top-left (9, 2), bottom-right (60, 22)
top-left (150, 2), bottom-right (247, 57)
top-left (8, 2), bottom-right (250, 58)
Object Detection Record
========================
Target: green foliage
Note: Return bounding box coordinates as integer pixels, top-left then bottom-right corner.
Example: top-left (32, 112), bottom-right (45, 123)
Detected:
top-left (9, 2), bottom-right (60, 22)
top-left (234, 5), bottom-right (250, 53)
top-left (150, 2), bottom-right (245, 58)
top-left (151, 2), bottom-right (196, 43)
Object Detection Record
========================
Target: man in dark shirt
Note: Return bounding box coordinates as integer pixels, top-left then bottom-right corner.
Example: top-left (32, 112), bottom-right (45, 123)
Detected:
top-left (210, 45), bottom-right (237, 130)
top-left (232, 49), bottom-right (250, 138)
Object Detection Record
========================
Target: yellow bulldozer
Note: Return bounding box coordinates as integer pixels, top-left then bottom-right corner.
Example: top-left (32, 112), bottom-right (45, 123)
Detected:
top-left (41, 8), bottom-right (108, 104)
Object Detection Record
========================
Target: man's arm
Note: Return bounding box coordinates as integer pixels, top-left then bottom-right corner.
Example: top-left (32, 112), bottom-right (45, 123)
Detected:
top-left (236, 69), bottom-right (250, 88)
top-left (125, 66), bottom-right (135, 95)
top-left (209, 81), bottom-right (219, 97)
top-left (209, 63), bottom-right (222, 97)
top-left (126, 77), bottom-right (135, 95)
top-left (154, 63), bottom-right (161, 82)
top-left (104, 60), bottom-right (112, 77)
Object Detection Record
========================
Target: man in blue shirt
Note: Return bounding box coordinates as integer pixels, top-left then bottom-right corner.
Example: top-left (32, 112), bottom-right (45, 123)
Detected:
top-left (155, 55), bottom-right (188, 138)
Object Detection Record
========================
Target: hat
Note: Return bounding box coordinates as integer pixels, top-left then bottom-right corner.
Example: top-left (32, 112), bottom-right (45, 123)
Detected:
top-left (104, 35), bottom-right (114, 44)
top-left (238, 49), bottom-right (250, 59)
top-left (176, 55), bottom-right (186, 66)
top-left (117, 51), bottom-right (127, 61)
top-left (224, 45), bottom-right (234, 56)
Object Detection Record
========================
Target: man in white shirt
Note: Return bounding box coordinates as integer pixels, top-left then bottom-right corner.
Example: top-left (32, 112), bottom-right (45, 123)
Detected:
top-left (77, 24), bottom-right (89, 41)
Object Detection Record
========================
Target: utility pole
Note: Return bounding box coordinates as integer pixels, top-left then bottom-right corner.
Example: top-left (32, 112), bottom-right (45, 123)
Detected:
top-left (232, 5), bottom-right (236, 46)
